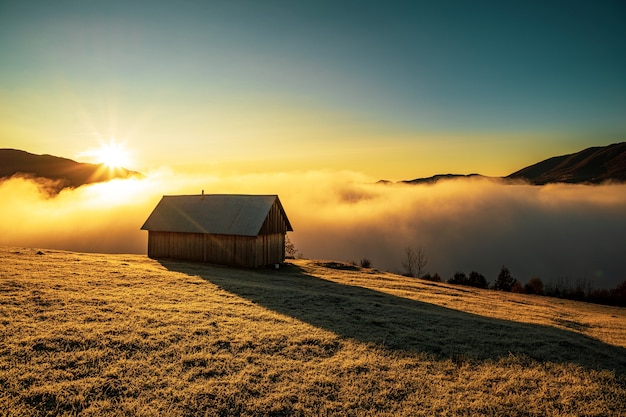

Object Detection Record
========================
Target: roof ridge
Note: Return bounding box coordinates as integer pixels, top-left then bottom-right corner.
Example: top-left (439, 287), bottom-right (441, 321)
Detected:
top-left (161, 193), bottom-right (279, 197)
top-left (141, 194), bottom-right (292, 235)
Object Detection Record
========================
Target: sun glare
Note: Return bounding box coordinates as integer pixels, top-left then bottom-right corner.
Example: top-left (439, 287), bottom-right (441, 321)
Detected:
top-left (95, 142), bottom-right (130, 169)
top-left (78, 140), bottom-right (132, 171)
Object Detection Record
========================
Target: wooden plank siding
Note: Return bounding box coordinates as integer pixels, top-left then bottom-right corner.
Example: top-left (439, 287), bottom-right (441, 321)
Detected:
top-left (257, 233), bottom-right (286, 266)
top-left (258, 200), bottom-right (291, 235)
top-left (147, 231), bottom-right (203, 261)
top-left (143, 194), bottom-right (292, 267)
top-left (147, 231), bottom-right (286, 267)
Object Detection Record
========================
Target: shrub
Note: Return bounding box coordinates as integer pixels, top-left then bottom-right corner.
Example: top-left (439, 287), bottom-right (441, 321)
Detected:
top-left (613, 279), bottom-right (626, 298)
top-left (587, 288), bottom-right (611, 305)
top-left (545, 278), bottom-right (626, 307)
top-left (511, 281), bottom-right (525, 294)
top-left (360, 258), bottom-right (371, 268)
top-left (524, 277), bottom-right (544, 295)
top-left (422, 273), bottom-right (441, 282)
top-left (448, 271), bottom-right (488, 289)
top-left (611, 280), bottom-right (626, 306)
top-left (285, 235), bottom-right (300, 259)
top-left (468, 271), bottom-right (489, 289)
top-left (448, 272), bottom-right (468, 285)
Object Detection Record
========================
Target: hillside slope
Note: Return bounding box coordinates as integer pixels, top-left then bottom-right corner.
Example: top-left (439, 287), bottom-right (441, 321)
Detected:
top-left (507, 142), bottom-right (626, 184)
top-left (391, 142), bottom-right (626, 185)
top-left (0, 149), bottom-right (140, 194)
top-left (1, 247), bottom-right (625, 416)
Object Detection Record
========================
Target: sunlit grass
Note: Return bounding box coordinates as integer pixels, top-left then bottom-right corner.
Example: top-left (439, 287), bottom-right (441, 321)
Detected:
top-left (1, 247), bottom-right (624, 416)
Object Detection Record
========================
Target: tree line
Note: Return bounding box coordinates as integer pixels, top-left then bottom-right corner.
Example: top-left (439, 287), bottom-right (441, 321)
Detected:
top-left (423, 264), bottom-right (626, 307)
top-left (286, 238), bottom-right (625, 307)
top-left (398, 245), bottom-right (625, 307)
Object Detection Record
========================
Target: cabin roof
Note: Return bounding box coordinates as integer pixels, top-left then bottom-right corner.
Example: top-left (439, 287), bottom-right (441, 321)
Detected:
top-left (141, 194), bottom-right (293, 236)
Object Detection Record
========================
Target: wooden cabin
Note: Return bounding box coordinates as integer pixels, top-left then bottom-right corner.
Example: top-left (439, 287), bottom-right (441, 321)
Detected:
top-left (141, 194), bottom-right (293, 267)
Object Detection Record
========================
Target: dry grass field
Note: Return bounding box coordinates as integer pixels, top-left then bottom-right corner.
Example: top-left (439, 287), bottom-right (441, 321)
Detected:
top-left (1, 246), bottom-right (625, 416)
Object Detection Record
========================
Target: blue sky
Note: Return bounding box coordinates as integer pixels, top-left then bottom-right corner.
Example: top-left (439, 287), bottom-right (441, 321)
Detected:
top-left (1, 0), bottom-right (625, 178)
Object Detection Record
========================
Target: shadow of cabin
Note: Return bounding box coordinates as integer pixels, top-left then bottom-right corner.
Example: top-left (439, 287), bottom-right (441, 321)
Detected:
top-left (141, 194), bottom-right (293, 267)
top-left (160, 259), bottom-right (626, 375)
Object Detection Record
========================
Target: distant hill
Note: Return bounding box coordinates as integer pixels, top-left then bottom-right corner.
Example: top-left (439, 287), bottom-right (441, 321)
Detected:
top-left (401, 173), bottom-right (486, 185)
top-left (0, 149), bottom-right (141, 194)
top-left (506, 142), bottom-right (626, 185)
top-left (389, 142), bottom-right (626, 185)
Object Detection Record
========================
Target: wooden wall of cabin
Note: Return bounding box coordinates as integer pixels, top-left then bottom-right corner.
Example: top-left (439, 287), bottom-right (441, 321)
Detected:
top-left (147, 231), bottom-right (286, 267)
top-left (255, 233), bottom-right (285, 266)
top-left (147, 231), bottom-right (204, 261)
top-left (258, 200), bottom-right (290, 235)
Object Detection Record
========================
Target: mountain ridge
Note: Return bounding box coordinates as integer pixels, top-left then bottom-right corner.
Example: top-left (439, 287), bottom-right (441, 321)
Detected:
top-left (386, 142), bottom-right (626, 185)
top-left (400, 173), bottom-right (488, 185)
top-left (0, 148), bottom-right (141, 195)
top-left (4, 142), bottom-right (625, 189)
top-left (506, 142), bottom-right (626, 184)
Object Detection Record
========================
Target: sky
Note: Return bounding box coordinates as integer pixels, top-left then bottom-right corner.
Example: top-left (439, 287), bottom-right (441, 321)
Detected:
top-left (1, 0), bottom-right (625, 179)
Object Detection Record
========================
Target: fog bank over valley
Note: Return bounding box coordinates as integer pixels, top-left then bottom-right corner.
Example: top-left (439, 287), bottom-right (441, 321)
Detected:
top-left (2, 170), bottom-right (625, 289)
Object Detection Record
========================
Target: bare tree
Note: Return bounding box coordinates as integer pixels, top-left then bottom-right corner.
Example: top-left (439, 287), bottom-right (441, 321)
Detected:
top-left (401, 247), bottom-right (417, 277)
top-left (401, 245), bottom-right (428, 278)
top-left (415, 246), bottom-right (428, 278)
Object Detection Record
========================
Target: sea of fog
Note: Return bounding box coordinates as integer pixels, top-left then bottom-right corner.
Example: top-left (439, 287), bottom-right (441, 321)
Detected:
top-left (2, 170), bottom-right (625, 289)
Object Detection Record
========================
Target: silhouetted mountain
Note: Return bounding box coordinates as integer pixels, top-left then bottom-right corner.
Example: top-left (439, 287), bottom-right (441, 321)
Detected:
top-left (506, 142), bottom-right (626, 184)
top-left (401, 173), bottom-right (486, 185)
top-left (0, 149), bottom-right (141, 195)
top-left (389, 142), bottom-right (626, 185)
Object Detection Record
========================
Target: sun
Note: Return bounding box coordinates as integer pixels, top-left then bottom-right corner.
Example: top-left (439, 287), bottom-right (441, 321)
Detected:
top-left (93, 142), bottom-right (131, 169)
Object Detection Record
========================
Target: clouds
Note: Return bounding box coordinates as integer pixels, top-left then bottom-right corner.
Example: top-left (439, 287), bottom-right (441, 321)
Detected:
top-left (2, 171), bottom-right (625, 288)
top-left (296, 178), bottom-right (626, 289)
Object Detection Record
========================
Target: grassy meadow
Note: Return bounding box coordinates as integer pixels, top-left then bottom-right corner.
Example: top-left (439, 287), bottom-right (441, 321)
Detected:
top-left (1, 246), bottom-right (625, 416)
